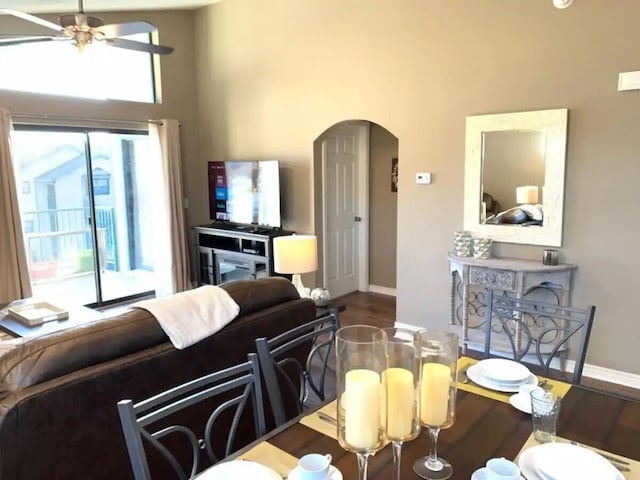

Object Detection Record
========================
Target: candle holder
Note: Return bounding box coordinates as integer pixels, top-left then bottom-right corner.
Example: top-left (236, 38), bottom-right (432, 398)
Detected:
top-left (336, 325), bottom-right (387, 480)
top-left (413, 330), bottom-right (459, 480)
top-left (382, 327), bottom-right (421, 480)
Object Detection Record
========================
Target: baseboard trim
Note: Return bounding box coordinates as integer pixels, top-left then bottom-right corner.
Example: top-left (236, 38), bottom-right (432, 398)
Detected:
top-left (393, 322), bottom-right (640, 390)
top-left (581, 363), bottom-right (640, 390)
top-left (368, 285), bottom-right (396, 296)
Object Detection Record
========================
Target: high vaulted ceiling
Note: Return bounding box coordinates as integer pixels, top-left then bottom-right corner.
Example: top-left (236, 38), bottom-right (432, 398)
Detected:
top-left (0, 0), bottom-right (219, 13)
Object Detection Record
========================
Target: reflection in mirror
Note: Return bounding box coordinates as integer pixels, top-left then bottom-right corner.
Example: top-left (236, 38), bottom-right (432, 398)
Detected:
top-left (482, 130), bottom-right (545, 226)
top-left (463, 108), bottom-right (568, 247)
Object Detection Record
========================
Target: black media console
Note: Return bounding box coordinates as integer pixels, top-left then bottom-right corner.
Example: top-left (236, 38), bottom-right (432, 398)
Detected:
top-left (192, 222), bottom-right (294, 285)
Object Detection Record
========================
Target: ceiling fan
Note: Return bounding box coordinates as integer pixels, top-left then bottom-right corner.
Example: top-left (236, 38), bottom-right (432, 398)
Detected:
top-left (0, 0), bottom-right (173, 54)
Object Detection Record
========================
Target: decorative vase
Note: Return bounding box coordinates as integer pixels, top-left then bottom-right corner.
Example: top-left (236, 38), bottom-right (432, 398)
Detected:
top-left (472, 237), bottom-right (492, 259)
top-left (311, 287), bottom-right (331, 307)
top-left (453, 231), bottom-right (473, 257)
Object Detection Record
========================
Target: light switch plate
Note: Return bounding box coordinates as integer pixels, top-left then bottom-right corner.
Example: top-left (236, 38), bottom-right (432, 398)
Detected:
top-left (416, 172), bottom-right (432, 184)
top-left (618, 71), bottom-right (640, 91)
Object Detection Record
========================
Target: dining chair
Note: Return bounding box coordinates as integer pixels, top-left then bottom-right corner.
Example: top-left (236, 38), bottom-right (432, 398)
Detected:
top-left (482, 289), bottom-right (596, 384)
top-left (255, 311), bottom-right (338, 427)
top-left (117, 353), bottom-right (265, 480)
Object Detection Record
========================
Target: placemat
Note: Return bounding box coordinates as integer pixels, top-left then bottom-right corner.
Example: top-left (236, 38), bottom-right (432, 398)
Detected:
top-left (515, 433), bottom-right (638, 479)
top-left (456, 356), bottom-right (572, 404)
top-left (299, 401), bottom-right (338, 439)
top-left (239, 441), bottom-right (299, 477)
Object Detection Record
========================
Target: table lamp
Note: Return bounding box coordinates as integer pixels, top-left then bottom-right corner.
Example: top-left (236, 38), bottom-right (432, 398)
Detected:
top-left (273, 234), bottom-right (317, 298)
top-left (516, 185), bottom-right (539, 204)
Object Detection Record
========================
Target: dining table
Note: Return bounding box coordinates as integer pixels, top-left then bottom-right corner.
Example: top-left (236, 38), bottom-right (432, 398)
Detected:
top-left (196, 356), bottom-right (640, 479)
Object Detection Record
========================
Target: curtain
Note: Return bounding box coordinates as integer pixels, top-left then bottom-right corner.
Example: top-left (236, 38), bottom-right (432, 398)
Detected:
top-left (0, 108), bottom-right (31, 303)
top-left (149, 119), bottom-right (191, 297)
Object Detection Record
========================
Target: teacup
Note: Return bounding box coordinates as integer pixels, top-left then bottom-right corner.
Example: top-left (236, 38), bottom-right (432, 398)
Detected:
top-left (298, 453), bottom-right (332, 480)
top-left (485, 457), bottom-right (521, 480)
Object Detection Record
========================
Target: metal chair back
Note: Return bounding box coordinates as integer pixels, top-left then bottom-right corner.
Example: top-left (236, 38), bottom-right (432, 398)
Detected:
top-left (117, 354), bottom-right (265, 480)
top-left (483, 289), bottom-right (596, 384)
top-left (255, 312), bottom-right (338, 427)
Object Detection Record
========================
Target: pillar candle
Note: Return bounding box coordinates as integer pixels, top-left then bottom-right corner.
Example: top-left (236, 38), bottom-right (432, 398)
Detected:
top-left (420, 363), bottom-right (451, 426)
top-left (382, 367), bottom-right (415, 439)
top-left (345, 369), bottom-right (381, 449)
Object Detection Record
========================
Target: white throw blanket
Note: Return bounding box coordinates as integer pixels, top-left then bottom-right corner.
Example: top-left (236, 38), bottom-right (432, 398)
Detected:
top-left (133, 285), bottom-right (240, 350)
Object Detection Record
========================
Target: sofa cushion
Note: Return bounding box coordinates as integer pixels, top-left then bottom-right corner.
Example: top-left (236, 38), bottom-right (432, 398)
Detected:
top-left (0, 277), bottom-right (299, 396)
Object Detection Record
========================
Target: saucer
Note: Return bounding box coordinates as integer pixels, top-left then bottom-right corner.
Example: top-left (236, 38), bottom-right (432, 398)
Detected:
top-left (288, 465), bottom-right (343, 480)
top-left (471, 467), bottom-right (525, 480)
top-left (509, 392), bottom-right (532, 414)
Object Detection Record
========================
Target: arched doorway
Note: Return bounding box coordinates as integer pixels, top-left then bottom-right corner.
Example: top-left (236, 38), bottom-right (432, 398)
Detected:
top-left (313, 120), bottom-right (398, 299)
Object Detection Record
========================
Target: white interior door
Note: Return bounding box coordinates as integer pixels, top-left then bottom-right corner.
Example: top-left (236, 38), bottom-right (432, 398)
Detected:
top-left (322, 123), bottom-right (368, 298)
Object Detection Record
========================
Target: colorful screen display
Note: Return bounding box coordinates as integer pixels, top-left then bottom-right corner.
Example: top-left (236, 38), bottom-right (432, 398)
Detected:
top-left (208, 160), bottom-right (281, 227)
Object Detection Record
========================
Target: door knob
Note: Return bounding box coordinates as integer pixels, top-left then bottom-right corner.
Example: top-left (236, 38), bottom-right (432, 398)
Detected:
top-left (354, 216), bottom-right (362, 222)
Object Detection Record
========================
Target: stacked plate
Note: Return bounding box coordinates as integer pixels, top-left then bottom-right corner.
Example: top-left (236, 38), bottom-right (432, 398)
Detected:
top-left (518, 443), bottom-right (624, 480)
top-left (466, 358), bottom-right (537, 392)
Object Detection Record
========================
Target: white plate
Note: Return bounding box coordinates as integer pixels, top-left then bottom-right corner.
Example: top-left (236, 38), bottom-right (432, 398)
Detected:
top-left (509, 393), bottom-right (533, 414)
top-left (197, 460), bottom-right (282, 480)
top-left (534, 443), bottom-right (623, 480)
top-left (476, 358), bottom-right (531, 383)
top-left (471, 467), bottom-right (525, 480)
top-left (518, 447), bottom-right (544, 480)
top-left (288, 464), bottom-right (343, 480)
top-left (467, 364), bottom-right (537, 392)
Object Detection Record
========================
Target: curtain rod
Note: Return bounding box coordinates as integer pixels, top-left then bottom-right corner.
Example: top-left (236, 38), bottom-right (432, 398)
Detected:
top-left (10, 113), bottom-right (164, 126)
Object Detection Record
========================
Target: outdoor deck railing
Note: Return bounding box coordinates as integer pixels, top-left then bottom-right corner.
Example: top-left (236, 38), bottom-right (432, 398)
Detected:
top-left (22, 207), bottom-right (117, 275)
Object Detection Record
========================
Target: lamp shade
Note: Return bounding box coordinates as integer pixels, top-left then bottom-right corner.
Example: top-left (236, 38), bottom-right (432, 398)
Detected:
top-left (273, 235), bottom-right (318, 274)
top-left (516, 185), bottom-right (539, 204)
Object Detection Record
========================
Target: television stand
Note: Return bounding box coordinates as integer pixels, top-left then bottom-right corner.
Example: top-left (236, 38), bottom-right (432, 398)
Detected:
top-left (192, 223), bottom-right (294, 285)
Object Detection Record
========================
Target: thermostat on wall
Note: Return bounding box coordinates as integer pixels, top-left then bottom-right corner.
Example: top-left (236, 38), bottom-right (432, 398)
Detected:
top-left (416, 172), bottom-right (432, 184)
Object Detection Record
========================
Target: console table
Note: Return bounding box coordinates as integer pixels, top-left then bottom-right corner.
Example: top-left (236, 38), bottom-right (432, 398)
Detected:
top-left (448, 253), bottom-right (577, 348)
top-left (193, 223), bottom-right (294, 286)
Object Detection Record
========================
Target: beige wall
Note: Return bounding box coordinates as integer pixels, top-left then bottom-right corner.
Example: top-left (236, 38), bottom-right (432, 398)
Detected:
top-left (194, 0), bottom-right (640, 374)
top-left (369, 123), bottom-right (398, 289)
top-left (0, 9), bottom-right (200, 227)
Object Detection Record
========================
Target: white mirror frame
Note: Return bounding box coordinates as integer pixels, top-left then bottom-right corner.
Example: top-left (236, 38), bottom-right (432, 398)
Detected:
top-left (463, 108), bottom-right (569, 247)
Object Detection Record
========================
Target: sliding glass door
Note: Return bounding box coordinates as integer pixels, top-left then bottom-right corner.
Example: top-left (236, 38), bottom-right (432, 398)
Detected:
top-left (12, 126), bottom-right (157, 307)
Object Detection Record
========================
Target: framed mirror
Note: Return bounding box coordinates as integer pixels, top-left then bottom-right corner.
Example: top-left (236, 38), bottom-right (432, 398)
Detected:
top-left (463, 108), bottom-right (568, 247)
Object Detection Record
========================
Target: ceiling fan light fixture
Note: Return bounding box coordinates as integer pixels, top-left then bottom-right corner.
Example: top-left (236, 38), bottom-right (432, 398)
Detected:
top-left (552, 0), bottom-right (574, 9)
top-left (0, 0), bottom-right (174, 55)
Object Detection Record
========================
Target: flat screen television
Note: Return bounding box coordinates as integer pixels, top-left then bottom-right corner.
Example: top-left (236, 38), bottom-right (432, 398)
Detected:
top-left (208, 160), bottom-right (281, 228)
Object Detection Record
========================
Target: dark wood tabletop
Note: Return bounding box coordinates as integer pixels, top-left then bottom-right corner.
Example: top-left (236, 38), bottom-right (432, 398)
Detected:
top-left (224, 385), bottom-right (640, 480)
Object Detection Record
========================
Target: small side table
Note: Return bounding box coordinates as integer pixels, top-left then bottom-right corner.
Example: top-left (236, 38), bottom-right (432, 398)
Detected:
top-left (314, 301), bottom-right (346, 327)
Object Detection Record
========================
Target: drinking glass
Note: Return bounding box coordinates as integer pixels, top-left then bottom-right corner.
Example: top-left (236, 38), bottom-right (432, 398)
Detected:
top-left (413, 329), bottom-right (459, 480)
top-left (336, 325), bottom-right (387, 480)
top-left (530, 389), bottom-right (562, 443)
top-left (382, 327), bottom-right (421, 480)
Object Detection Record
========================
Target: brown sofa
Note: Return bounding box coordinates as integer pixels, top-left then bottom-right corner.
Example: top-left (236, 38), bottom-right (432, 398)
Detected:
top-left (0, 277), bottom-right (315, 480)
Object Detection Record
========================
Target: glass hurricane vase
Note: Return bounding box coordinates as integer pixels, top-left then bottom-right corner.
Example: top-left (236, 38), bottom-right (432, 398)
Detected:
top-left (336, 325), bottom-right (387, 480)
top-left (413, 329), bottom-right (459, 480)
top-left (382, 327), bottom-right (422, 480)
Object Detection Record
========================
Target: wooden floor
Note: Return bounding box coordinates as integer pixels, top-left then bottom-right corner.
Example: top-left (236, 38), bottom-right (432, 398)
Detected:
top-left (335, 291), bottom-right (640, 402)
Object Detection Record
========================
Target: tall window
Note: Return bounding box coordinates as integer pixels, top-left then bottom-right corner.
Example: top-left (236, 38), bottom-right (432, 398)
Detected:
top-left (0, 34), bottom-right (155, 102)
top-left (11, 126), bottom-right (159, 307)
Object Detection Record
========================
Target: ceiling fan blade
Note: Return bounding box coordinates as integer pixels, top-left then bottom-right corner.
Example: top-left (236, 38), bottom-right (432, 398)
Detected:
top-left (103, 37), bottom-right (173, 55)
top-left (98, 21), bottom-right (156, 39)
top-left (0, 36), bottom-right (59, 47)
top-left (0, 9), bottom-right (64, 32)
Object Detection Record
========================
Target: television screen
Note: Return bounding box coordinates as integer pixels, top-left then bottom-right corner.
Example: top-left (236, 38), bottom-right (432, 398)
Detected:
top-left (208, 160), bottom-right (281, 227)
